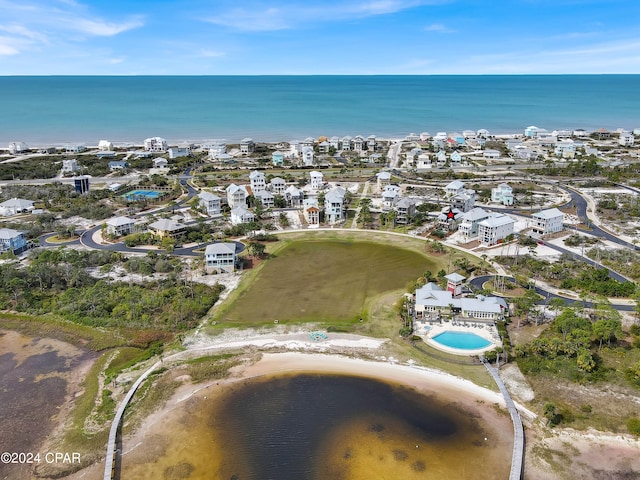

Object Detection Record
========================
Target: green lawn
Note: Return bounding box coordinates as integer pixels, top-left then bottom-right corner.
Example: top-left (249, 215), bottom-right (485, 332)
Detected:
top-left (214, 239), bottom-right (437, 327)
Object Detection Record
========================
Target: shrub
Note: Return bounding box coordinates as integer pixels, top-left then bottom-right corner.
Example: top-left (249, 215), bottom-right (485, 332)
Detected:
top-left (627, 418), bottom-right (640, 436)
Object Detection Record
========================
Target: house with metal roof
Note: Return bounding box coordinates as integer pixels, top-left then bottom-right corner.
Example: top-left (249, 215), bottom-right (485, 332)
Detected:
top-left (531, 208), bottom-right (564, 236)
top-left (105, 216), bottom-right (136, 237)
top-left (198, 191), bottom-right (222, 216)
top-left (0, 228), bottom-right (28, 254)
top-left (205, 242), bottom-right (237, 273)
top-left (0, 198), bottom-right (35, 216)
top-left (478, 214), bottom-right (515, 246)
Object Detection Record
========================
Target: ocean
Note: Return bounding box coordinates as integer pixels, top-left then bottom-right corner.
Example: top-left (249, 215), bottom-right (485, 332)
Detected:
top-left (1, 75), bottom-right (638, 146)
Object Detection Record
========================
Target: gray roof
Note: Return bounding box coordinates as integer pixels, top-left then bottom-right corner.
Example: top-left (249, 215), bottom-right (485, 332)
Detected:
top-left (533, 207), bottom-right (564, 220)
top-left (479, 214), bottom-right (515, 228)
top-left (205, 242), bottom-right (236, 255)
top-left (0, 228), bottom-right (24, 239)
top-left (461, 207), bottom-right (489, 222)
top-left (198, 191), bottom-right (220, 201)
top-left (445, 272), bottom-right (466, 282)
top-left (106, 216), bottom-right (134, 227)
top-left (148, 219), bottom-right (183, 232)
top-left (0, 197), bottom-right (34, 209)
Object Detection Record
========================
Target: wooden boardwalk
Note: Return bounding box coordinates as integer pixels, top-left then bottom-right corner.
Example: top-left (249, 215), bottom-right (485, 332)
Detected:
top-left (482, 358), bottom-right (524, 480)
top-left (103, 360), bottom-right (162, 480)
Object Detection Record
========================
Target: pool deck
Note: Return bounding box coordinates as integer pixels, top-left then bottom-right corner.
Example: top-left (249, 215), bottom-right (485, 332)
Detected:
top-left (419, 323), bottom-right (501, 356)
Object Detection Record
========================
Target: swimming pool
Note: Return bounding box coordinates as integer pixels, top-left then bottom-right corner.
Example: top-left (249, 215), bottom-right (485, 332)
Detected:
top-left (122, 190), bottom-right (162, 201)
top-left (432, 331), bottom-right (492, 350)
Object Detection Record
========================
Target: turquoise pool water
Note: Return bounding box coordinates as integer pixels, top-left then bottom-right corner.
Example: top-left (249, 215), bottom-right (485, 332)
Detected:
top-left (122, 190), bottom-right (162, 201)
top-left (432, 331), bottom-right (491, 350)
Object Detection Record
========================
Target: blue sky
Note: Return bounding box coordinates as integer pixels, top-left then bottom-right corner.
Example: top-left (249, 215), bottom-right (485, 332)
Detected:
top-left (1, 0), bottom-right (639, 75)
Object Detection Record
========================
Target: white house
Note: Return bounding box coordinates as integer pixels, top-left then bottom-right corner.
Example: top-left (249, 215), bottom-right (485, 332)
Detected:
top-left (98, 140), bottom-right (113, 151)
top-left (478, 214), bottom-right (515, 246)
top-left (303, 198), bottom-right (320, 226)
top-left (340, 136), bottom-right (352, 151)
top-left (491, 183), bottom-right (514, 206)
top-left (205, 242), bottom-right (237, 274)
top-left (524, 126), bottom-right (541, 138)
top-left (249, 170), bottom-right (266, 194)
top-left (144, 137), bottom-right (168, 152)
top-left (554, 140), bottom-right (576, 159)
top-left (324, 187), bottom-right (346, 223)
top-left (414, 282), bottom-right (506, 322)
top-left (381, 185), bottom-right (400, 210)
top-left (0, 198), bottom-right (34, 216)
top-left (208, 143), bottom-right (227, 159)
top-left (226, 184), bottom-right (248, 209)
top-left (105, 216), bottom-right (135, 237)
top-left (310, 171), bottom-right (324, 190)
top-left (457, 207), bottom-right (490, 242)
top-left (8, 142), bottom-right (29, 155)
top-left (64, 144), bottom-right (86, 153)
top-left (153, 158), bottom-right (169, 169)
top-left (531, 208), bottom-right (564, 236)
top-left (436, 150), bottom-right (447, 166)
top-left (483, 149), bottom-right (501, 159)
top-left (168, 147), bottom-right (190, 159)
top-left (61, 159), bottom-right (80, 173)
top-left (230, 206), bottom-right (255, 225)
top-left (619, 132), bottom-right (635, 147)
top-left (270, 177), bottom-right (286, 196)
top-left (416, 153), bottom-right (432, 172)
top-left (301, 146), bottom-right (314, 166)
top-left (240, 138), bottom-right (255, 155)
top-left (451, 190), bottom-right (475, 213)
top-left (198, 191), bottom-right (222, 216)
top-left (376, 171), bottom-right (391, 190)
top-left (254, 190), bottom-right (275, 209)
top-left (445, 180), bottom-right (465, 197)
top-left (285, 185), bottom-right (303, 207)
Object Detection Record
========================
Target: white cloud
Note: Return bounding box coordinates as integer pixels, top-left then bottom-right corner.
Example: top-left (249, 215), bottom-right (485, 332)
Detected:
top-left (424, 23), bottom-right (455, 33)
top-left (72, 17), bottom-right (144, 37)
top-left (199, 49), bottom-right (225, 58)
top-left (0, 42), bottom-right (20, 55)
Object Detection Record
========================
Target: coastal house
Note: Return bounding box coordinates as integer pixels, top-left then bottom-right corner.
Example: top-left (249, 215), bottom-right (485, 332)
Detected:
top-left (108, 160), bottom-right (129, 171)
top-left (477, 129), bottom-right (490, 138)
top-left (249, 170), bottom-right (266, 194)
top-left (64, 144), bottom-right (86, 153)
top-left (303, 198), bottom-right (320, 226)
top-left (394, 198), bottom-right (416, 225)
top-left (416, 153), bottom-right (432, 172)
top-left (270, 177), bottom-right (286, 196)
top-left (0, 198), bottom-right (35, 216)
top-left (61, 159), bottom-right (80, 173)
top-left (491, 183), bottom-right (514, 206)
top-left (285, 185), bottom-right (303, 207)
top-left (445, 180), bottom-right (465, 197)
top-left (554, 140), bottom-right (576, 159)
top-left (340, 136), bottom-right (352, 151)
top-left (329, 136), bottom-right (341, 150)
top-left (230, 206), bottom-right (255, 225)
top-left (451, 189), bottom-right (475, 213)
top-left (368, 153), bottom-right (383, 164)
top-left (483, 149), bottom-right (501, 159)
top-left (477, 214), bottom-right (515, 246)
top-left (376, 171), bottom-right (392, 190)
top-left (96, 151), bottom-right (116, 158)
top-left (619, 132), bottom-right (635, 147)
top-left (436, 150), bottom-right (447, 166)
top-left (240, 138), bottom-right (255, 155)
top-left (0, 228), bottom-right (28, 254)
top-left (450, 151), bottom-right (462, 164)
top-left (419, 132), bottom-right (432, 141)
top-left (105, 216), bottom-right (136, 237)
top-left (205, 242), bottom-right (237, 274)
top-left (148, 218), bottom-right (185, 239)
top-left (531, 208), bottom-right (564, 236)
top-left (98, 140), bottom-right (113, 151)
top-left (254, 190), bottom-right (275, 209)
top-left (8, 142), bottom-right (29, 155)
top-left (153, 158), bottom-right (169, 169)
top-left (226, 184), bottom-right (248, 209)
top-left (457, 207), bottom-right (490, 242)
top-left (414, 282), bottom-right (506, 322)
top-left (463, 130), bottom-right (476, 139)
top-left (168, 147), bottom-right (190, 159)
top-left (353, 135), bottom-right (365, 153)
top-left (324, 187), bottom-right (346, 224)
top-left (301, 146), bottom-right (314, 166)
top-left (310, 171), bottom-right (324, 190)
top-left (208, 143), bottom-right (227, 159)
top-left (144, 137), bottom-right (168, 152)
top-left (272, 151), bottom-right (285, 166)
top-left (318, 141), bottom-right (331, 154)
top-left (524, 126), bottom-right (541, 138)
top-left (381, 185), bottom-right (401, 210)
top-left (367, 135), bottom-right (377, 151)
top-left (437, 207), bottom-right (463, 231)
top-left (198, 191), bottom-right (222, 216)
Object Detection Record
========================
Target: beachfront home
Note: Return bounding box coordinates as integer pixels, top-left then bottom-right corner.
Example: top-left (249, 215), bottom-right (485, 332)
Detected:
top-left (367, 135), bottom-right (377, 151)
top-left (353, 136), bottom-right (365, 153)
top-left (8, 142), bottom-right (29, 155)
top-left (198, 191), bottom-right (222, 216)
top-left (416, 153), bottom-right (432, 172)
top-left (531, 208), bottom-right (564, 236)
top-left (340, 136), bottom-right (352, 151)
top-left (619, 132), bottom-right (635, 147)
top-left (303, 198), bottom-right (320, 226)
top-left (478, 214), bottom-right (515, 246)
top-left (249, 170), bottom-right (266, 194)
top-left (108, 160), bottom-right (129, 171)
top-left (144, 137), bottom-right (168, 152)
top-left (153, 158), bottom-right (169, 169)
top-left (0, 228), bottom-right (28, 255)
top-left (457, 207), bottom-right (490, 242)
top-left (0, 198), bottom-right (35, 216)
top-left (310, 171), bottom-right (324, 190)
top-left (105, 216), bottom-right (136, 237)
top-left (491, 183), bottom-right (514, 206)
top-left (477, 129), bottom-right (490, 138)
top-left (394, 198), bottom-right (416, 225)
top-left (376, 171), bottom-right (392, 190)
top-left (285, 185), bottom-right (303, 207)
top-left (64, 144), bottom-right (86, 153)
top-left (208, 143), bottom-right (227, 159)
top-left (524, 126), bottom-right (541, 138)
top-left (270, 177), bottom-right (286, 196)
top-left (445, 180), bottom-right (465, 197)
top-left (272, 151), bottom-right (285, 166)
top-left (61, 159), bottom-right (80, 173)
top-left (318, 141), bottom-right (331, 154)
top-left (226, 184), bottom-right (248, 209)
top-left (148, 218), bottom-right (185, 239)
top-left (324, 187), bottom-right (346, 224)
top-left (413, 283), bottom-right (506, 322)
top-left (302, 147), bottom-right (314, 166)
top-left (98, 140), bottom-right (113, 151)
top-left (240, 138), bottom-right (255, 155)
top-left (254, 190), bottom-right (275, 209)
top-left (205, 242), bottom-right (237, 274)
top-left (168, 147), bottom-right (190, 159)
top-left (230, 206), bottom-right (255, 225)
top-left (554, 140), bottom-right (576, 159)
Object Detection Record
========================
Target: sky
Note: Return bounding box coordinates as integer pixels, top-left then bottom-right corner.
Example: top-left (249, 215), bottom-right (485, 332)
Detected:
top-left (1, 0), bottom-right (639, 75)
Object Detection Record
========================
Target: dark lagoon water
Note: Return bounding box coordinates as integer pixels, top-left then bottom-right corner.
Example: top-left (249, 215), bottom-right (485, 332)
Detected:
top-left (122, 373), bottom-right (511, 479)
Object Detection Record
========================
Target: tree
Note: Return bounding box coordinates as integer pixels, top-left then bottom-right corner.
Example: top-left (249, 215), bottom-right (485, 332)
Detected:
top-left (548, 297), bottom-right (566, 320)
top-left (248, 242), bottom-right (266, 258)
top-left (577, 349), bottom-right (596, 372)
top-left (593, 317), bottom-right (622, 349)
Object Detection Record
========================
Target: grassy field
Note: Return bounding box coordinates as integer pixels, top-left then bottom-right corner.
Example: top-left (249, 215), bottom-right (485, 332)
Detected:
top-left (213, 235), bottom-right (440, 328)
